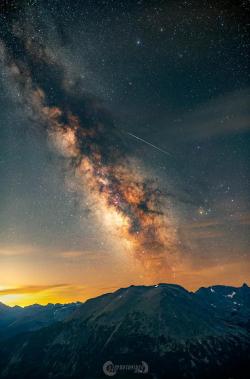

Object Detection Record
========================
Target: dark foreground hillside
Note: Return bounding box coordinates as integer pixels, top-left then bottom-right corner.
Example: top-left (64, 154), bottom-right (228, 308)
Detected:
top-left (0, 283), bottom-right (250, 379)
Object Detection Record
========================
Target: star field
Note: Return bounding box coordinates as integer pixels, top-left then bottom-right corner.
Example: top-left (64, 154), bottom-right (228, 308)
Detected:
top-left (0, 0), bottom-right (249, 305)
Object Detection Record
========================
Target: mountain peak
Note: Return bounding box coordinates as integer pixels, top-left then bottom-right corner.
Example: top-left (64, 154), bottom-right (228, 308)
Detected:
top-left (0, 301), bottom-right (10, 310)
top-left (1, 282), bottom-right (249, 379)
top-left (242, 282), bottom-right (249, 288)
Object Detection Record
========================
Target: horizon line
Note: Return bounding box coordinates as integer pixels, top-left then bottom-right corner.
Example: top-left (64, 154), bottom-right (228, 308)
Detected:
top-left (1, 281), bottom-right (249, 308)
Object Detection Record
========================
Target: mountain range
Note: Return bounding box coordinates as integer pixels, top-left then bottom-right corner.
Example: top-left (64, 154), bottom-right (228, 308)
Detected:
top-left (0, 301), bottom-right (82, 341)
top-left (0, 283), bottom-right (249, 379)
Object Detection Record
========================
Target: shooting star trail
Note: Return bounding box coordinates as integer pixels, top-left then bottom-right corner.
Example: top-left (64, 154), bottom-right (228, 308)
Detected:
top-left (127, 132), bottom-right (171, 156)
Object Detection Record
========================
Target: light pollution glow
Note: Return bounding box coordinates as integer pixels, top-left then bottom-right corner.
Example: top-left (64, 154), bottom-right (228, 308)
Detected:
top-left (1, 258), bottom-right (250, 306)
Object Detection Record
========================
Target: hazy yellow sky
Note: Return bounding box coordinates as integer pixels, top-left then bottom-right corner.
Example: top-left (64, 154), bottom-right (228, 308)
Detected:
top-left (1, 241), bottom-right (249, 306)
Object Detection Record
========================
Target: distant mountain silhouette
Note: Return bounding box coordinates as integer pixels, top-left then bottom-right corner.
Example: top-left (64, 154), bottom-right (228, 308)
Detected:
top-left (0, 301), bottom-right (81, 340)
top-left (0, 284), bottom-right (249, 379)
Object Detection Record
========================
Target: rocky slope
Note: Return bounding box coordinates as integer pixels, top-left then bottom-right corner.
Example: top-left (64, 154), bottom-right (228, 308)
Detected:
top-left (0, 284), bottom-right (249, 379)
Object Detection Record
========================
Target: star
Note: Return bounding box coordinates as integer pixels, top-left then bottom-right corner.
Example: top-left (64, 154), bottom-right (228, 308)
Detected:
top-left (198, 207), bottom-right (212, 216)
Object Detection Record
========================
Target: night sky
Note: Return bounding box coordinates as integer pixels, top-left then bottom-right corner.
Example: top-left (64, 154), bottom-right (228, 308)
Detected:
top-left (0, 0), bottom-right (249, 306)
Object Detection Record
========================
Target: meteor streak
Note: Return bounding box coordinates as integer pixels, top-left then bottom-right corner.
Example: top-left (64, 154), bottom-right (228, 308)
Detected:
top-left (127, 132), bottom-right (171, 156)
top-left (0, 29), bottom-right (180, 276)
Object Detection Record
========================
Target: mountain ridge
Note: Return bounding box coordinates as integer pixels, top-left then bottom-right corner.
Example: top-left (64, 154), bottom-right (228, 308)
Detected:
top-left (0, 283), bottom-right (250, 378)
top-left (0, 301), bottom-right (82, 341)
top-left (1, 282), bottom-right (248, 309)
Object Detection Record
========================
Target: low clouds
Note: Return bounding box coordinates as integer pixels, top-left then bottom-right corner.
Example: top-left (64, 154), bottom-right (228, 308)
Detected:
top-left (0, 244), bottom-right (42, 257)
top-left (0, 284), bottom-right (69, 296)
top-left (179, 88), bottom-right (250, 141)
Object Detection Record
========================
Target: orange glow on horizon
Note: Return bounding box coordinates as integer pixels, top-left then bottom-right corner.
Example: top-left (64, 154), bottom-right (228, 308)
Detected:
top-left (1, 259), bottom-right (249, 307)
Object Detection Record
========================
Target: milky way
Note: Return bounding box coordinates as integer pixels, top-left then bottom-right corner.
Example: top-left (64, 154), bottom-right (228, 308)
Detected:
top-left (0, 25), bottom-right (181, 275)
